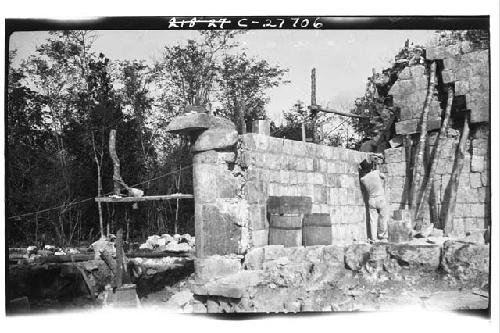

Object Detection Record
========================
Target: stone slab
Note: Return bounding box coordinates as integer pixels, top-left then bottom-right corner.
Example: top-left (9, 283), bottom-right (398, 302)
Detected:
top-left (194, 256), bottom-right (241, 281)
top-left (395, 117), bottom-right (441, 135)
top-left (193, 127), bottom-right (238, 152)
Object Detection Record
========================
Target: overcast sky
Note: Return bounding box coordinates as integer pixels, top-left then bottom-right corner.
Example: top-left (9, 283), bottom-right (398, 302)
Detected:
top-left (10, 29), bottom-right (436, 122)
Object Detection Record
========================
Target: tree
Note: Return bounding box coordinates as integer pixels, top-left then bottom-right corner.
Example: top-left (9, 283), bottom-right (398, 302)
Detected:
top-left (153, 31), bottom-right (242, 110)
top-left (271, 101), bottom-right (358, 148)
top-left (217, 53), bottom-right (288, 133)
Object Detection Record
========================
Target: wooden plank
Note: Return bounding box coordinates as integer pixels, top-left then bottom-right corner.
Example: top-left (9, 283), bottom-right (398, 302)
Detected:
top-left (36, 253), bottom-right (95, 264)
top-left (309, 105), bottom-right (370, 119)
top-left (95, 194), bottom-right (194, 203)
top-left (127, 250), bottom-right (193, 258)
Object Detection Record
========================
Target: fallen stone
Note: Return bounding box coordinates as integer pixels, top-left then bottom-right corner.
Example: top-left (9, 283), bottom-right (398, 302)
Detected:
top-left (200, 270), bottom-right (264, 298)
top-left (165, 242), bottom-right (192, 252)
top-left (192, 301), bottom-right (208, 313)
top-left (193, 127), bottom-right (238, 152)
top-left (383, 258), bottom-right (401, 274)
top-left (285, 301), bottom-right (301, 313)
top-left (305, 245), bottom-right (324, 264)
top-left (388, 221), bottom-right (412, 243)
top-left (139, 243), bottom-right (153, 250)
top-left (195, 256), bottom-right (242, 281)
top-left (344, 243), bottom-right (371, 271)
top-left (263, 245), bottom-right (286, 262)
top-left (283, 246), bottom-right (307, 262)
top-left (430, 228), bottom-right (444, 237)
top-left (426, 236), bottom-right (450, 246)
top-left (387, 244), bottom-right (441, 270)
top-left (91, 237), bottom-right (116, 259)
top-left (244, 247), bottom-right (264, 270)
top-left (165, 290), bottom-right (194, 311)
top-left (440, 240), bottom-right (489, 279)
top-left (265, 262), bottom-right (312, 287)
top-left (414, 223), bottom-right (434, 238)
top-left (461, 229), bottom-right (486, 245)
top-left (206, 299), bottom-right (220, 313)
top-left (323, 245), bottom-right (345, 265)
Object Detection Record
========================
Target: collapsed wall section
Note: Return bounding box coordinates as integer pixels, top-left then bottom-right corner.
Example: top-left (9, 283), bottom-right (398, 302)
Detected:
top-left (384, 41), bottom-right (490, 237)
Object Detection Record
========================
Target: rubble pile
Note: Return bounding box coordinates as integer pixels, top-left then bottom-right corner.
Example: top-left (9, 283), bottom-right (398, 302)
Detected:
top-left (188, 237), bottom-right (489, 313)
top-left (138, 233), bottom-right (195, 253)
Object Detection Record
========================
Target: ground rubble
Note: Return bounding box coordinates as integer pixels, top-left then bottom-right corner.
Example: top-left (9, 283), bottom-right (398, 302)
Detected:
top-left (181, 237), bottom-right (489, 314)
top-left (7, 233), bottom-right (196, 313)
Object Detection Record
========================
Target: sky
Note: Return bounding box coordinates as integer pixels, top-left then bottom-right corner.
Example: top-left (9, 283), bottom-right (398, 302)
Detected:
top-left (9, 29), bottom-right (436, 123)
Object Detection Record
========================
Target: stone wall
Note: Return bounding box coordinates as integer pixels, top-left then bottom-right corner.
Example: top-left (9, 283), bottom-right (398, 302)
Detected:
top-left (193, 133), bottom-right (369, 258)
top-left (240, 134), bottom-right (369, 247)
top-left (384, 41), bottom-right (490, 237)
top-left (382, 127), bottom-right (490, 237)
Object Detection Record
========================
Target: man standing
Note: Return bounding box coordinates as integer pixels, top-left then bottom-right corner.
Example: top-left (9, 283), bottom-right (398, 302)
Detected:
top-left (359, 155), bottom-right (389, 242)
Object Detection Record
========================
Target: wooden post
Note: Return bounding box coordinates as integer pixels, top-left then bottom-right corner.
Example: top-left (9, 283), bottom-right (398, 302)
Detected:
top-left (114, 228), bottom-right (124, 288)
top-left (443, 111), bottom-right (470, 235)
top-left (238, 99), bottom-right (246, 134)
top-left (301, 123), bottom-right (306, 142)
top-left (410, 62), bottom-right (437, 223)
top-left (415, 86), bottom-right (454, 222)
top-left (109, 130), bottom-right (122, 196)
top-left (311, 68), bottom-right (318, 143)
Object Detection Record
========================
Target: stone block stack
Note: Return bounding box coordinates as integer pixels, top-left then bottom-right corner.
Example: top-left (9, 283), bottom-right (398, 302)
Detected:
top-left (240, 134), bottom-right (368, 245)
top-left (381, 39), bottom-right (490, 236)
top-left (426, 43), bottom-right (489, 124)
top-left (389, 64), bottom-right (442, 135)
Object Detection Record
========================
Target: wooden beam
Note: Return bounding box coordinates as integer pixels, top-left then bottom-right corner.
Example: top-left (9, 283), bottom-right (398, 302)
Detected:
top-left (311, 68), bottom-right (318, 143)
top-left (309, 105), bottom-right (370, 119)
top-left (95, 194), bottom-right (194, 203)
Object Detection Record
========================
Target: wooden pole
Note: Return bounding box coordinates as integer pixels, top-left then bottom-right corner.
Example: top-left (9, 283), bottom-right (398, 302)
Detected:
top-left (301, 123), bottom-right (306, 142)
top-left (114, 228), bottom-right (124, 288)
top-left (238, 99), bottom-right (246, 134)
top-left (311, 68), bottom-right (318, 143)
top-left (410, 62), bottom-right (437, 222)
top-left (443, 111), bottom-right (470, 236)
top-left (109, 129), bottom-right (122, 196)
top-left (308, 105), bottom-right (370, 119)
top-left (415, 86), bottom-right (454, 222)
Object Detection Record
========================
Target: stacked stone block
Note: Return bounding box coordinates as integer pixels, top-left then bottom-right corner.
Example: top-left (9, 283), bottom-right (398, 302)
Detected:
top-left (389, 64), bottom-right (442, 135)
top-left (240, 134), bottom-right (368, 245)
top-left (193, 150), bottom-right (249, 258)
top-left (426, 44), bottom-right (489, 124)
top-left (381, 130), bottom-right (490, 236)
top-left (381, 147), bottom-right (410, 213)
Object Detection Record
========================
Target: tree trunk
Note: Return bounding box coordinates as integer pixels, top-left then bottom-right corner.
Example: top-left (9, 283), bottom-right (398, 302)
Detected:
top-left (410, 62), bottom-right (437, 222)
top-left (443, 111), bottom-right (470, 236)
top-left (238, 100), bottom-right (246, 134)
top-left (415, 86), bottom-right (454, 222)
top-left (109, 129), bottom-right (126, 195)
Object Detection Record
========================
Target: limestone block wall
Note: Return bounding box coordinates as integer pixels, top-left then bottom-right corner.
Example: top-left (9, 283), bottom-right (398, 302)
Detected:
top-left (239, 134), bottom-right (369, 248)
top-left (390, 64), bottom-right (442, 134)
top-left (381, 126), bottom-right (490, 237)
top-left (192, 134), bottom-right (370, 258)
top-left (426, 45), bottom-right (489, 124)
top-left (383, 39), bottom-right (490, 237)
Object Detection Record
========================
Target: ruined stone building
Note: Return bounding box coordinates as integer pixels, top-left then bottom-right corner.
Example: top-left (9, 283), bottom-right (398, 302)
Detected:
top-left (165, 36), bottom-right (490, 313)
